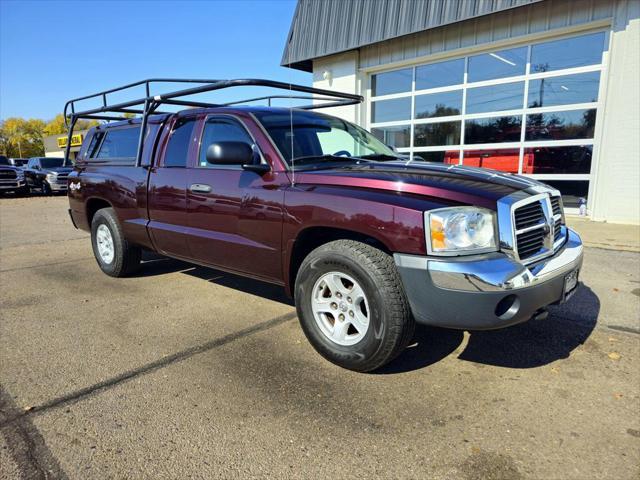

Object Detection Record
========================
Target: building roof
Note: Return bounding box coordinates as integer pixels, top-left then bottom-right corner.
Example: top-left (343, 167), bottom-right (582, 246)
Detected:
top-left (282, 0), bottom-right (543, 71)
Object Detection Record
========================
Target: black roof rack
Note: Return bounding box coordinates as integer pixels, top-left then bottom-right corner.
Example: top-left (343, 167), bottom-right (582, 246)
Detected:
top-left (63, 78), bottom-right (363, 166)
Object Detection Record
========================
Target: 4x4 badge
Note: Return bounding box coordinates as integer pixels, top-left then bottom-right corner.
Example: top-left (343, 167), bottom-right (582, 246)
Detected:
top-left (69, 182), bottom-right (81, 191)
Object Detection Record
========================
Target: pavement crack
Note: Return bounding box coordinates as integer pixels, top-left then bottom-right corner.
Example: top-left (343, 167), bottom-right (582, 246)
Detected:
top-left (0, 387), bottom-right (69, 480)
top-left (607, 324), bottom-right (640, 335)
top-left (0, 257), bottom-right (93, 273)
top-left (0, 311), bottom-right (297, 428)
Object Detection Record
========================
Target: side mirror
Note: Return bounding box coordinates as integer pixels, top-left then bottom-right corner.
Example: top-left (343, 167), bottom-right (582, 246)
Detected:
top-left (206, 142), bottom-right (253, 166)
top-left (206, 141), bottom-right (270, 174)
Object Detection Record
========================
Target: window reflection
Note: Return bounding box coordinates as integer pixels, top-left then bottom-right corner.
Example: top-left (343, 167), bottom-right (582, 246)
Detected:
top-left (528, 72), bottom-right (600, 108)
top-left (468, 47), bottom-right (527, 82)
top-left (415, 90), bottom-right (462, 118)
top-left (466, 82), bottom-right (524, 114)
top-left (464, 116), bottom-right (522, 144)
top-left (372, 68), bottom-right (412, 96)
top-left (531, 32), bottom-right (605, 72)
top-left (371, 125), bottom-right (411, 148)
top-left (414, 122), bottom-right (461, 146)
top-left (416, 58), bottom-right (465, 90)
top-left (523, 146), bottom-right (592, 174)
top-left (541, 180), bottom-right (589, 208)
top-left (462, 148), bottom-right (520, 173)
top-left (526, 109), bottom-right (596, 141)
top-left (371, 97), bottom-right (412, 123)
top-left (414, 151), bottom-right (460, 163)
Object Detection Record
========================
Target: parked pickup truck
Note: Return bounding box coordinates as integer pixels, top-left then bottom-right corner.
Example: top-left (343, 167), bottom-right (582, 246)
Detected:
top-left (0, 155), bottom-right (29, 195)
top-left (24, 157), bottom-right (72, 194)
top-left (65, 79), bottom-right (583, 372)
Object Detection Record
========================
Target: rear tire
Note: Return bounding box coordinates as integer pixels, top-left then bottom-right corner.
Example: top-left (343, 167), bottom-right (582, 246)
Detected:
top-left (295, 240), bottom-right (415, 372)
top-left (91, 207), bottom-right (141, 277)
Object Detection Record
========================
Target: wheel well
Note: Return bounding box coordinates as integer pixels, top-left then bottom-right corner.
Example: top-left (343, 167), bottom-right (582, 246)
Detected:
top-left (86, 198), bottom-right (112, 226)
top-left (288, 227), bottom-right (390, 296)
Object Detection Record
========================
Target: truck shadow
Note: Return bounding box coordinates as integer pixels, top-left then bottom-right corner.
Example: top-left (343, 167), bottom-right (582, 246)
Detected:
top-left (378, 284), bottom-right (600, 374)
top-left (136, 253), bottom-right (600, 374)
top-left (137, 253), bottom-right (294, 305)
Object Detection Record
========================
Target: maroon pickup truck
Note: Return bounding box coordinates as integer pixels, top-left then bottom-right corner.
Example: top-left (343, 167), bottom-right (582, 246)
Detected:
top-left (65, 79), bottom-right (583, 372)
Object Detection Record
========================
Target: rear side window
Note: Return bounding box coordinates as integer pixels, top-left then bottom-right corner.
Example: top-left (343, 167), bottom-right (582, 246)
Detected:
top-left (96, 127), bottom-right (141, 160)
top-left (86, 132), bottom-right (105, 159)
top-left (164, 117), bottom-right (196, 167)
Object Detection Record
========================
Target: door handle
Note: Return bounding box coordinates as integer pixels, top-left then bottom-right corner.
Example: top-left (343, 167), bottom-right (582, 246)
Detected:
top-left (189, 183), bottom-right (212, 193)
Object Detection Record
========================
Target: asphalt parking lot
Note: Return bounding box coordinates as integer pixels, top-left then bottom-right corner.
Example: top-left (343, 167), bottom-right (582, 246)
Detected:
top-left (1, 195), bottom-right (639, 480)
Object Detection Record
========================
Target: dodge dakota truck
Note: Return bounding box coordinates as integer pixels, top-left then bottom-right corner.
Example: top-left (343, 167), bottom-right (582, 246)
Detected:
top-left (64, 79), bottom-right (583, 372)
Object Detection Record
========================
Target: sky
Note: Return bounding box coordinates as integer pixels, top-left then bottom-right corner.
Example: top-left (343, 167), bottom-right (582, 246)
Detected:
top-left (0, 0), bottom-right (310, 120)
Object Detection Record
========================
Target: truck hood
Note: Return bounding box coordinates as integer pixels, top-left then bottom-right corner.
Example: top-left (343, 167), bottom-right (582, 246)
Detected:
top-left (42, 167), bottom-right (73, 175)
top-left (293, 161), bottom-right (550, 208)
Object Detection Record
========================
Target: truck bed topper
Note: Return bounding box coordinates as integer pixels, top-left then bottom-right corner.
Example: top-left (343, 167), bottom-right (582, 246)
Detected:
top-left (63, 78), bottom-right (363, 167)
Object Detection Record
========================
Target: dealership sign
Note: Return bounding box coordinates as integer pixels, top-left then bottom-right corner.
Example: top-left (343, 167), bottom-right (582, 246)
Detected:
top-left (57, 133), bottom-right (84, 149)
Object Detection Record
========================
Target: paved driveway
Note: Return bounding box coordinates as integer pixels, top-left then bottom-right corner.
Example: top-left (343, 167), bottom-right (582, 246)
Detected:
top-left (1, 196), bottom-right (638, 479)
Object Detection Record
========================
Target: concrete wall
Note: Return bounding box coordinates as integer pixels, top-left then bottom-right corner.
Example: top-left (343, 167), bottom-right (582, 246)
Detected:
top-left (312, 51), bottom-right (360, 123)
top-left (590, 2), bottom-right (640, 224)
top-left (311, 0), bottom-right (640, 224)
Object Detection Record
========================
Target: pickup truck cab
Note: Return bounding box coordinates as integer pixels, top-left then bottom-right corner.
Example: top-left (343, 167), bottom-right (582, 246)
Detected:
top-left (65, 79), bottom-right (583, 372)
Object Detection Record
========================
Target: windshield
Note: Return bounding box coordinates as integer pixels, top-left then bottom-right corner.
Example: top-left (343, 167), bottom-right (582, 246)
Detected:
top-left (254, 110), bottom-right (399, 168)
top-left (39, 158), bottom-right (65, 168)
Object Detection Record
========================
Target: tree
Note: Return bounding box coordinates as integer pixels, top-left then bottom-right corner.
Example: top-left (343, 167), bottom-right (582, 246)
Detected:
top-left (44, 114), bottom-right (98, 136)
top-left (0, 118), bottom-right (46, 157)
top-left (0, 114), bottom-right (102, 157)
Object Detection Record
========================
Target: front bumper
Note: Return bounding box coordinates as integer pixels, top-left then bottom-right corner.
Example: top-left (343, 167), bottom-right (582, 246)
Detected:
top-left (48, 180), bottom-right (68, 191)
top-left (394, 228), bottom-right (584, 330)
top-left (0, 179), bottom-right (27, 191)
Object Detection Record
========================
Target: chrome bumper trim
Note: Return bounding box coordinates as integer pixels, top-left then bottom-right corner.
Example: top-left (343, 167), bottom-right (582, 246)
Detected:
top-left (394, 228), bottom-right (583, 293)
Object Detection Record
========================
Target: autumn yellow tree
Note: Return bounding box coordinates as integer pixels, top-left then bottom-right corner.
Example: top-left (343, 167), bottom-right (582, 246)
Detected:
top-left (0, 115), bottom-right (100, 157)
top-left (44, 114), bottom-right (99, 136)
top-left (0, 118), bottom-right (46, 157)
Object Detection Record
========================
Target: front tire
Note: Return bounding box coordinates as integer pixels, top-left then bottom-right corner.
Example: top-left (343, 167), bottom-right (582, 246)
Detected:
top-left (91, 207), bottom-right (141, 277)
top-left (42, 181), bottom-right (52, 195)
top-left (295, 240), bottom-right (415, 372)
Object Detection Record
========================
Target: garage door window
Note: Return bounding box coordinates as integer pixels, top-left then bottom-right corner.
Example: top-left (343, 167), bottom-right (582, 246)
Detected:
top-left (369, 30), bottom-right (606, 211)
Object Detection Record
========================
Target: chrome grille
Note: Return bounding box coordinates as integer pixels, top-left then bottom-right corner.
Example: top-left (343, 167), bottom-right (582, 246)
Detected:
top-left (516, 227), bottom-right (546, 259)
top-left (51, 174), bottom-right (68, 184)
top-left (514, 202), bottom-right (544, 230)
top-left (0, 170), bottom-right (17, 179)
top-left (511, 193), bottom-right (566, 263)
top-left (513, 200), bottom-right (547, 261)
top-left (554, 219), bottom-right (563, 241)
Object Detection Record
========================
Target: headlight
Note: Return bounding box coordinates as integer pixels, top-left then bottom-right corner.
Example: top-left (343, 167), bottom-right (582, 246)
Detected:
top-left (46, 173), bottom-right (57, 181)
top-left (426, 207), bottom-right (497, 255)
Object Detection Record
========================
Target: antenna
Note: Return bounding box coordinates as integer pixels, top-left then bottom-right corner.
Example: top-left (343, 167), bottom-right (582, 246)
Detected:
top-left (287, 32), bottom-right (295, 186)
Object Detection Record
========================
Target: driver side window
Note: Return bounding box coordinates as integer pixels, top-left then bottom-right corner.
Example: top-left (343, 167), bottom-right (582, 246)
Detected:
top-left (198, 117), bottom-right (254, 168)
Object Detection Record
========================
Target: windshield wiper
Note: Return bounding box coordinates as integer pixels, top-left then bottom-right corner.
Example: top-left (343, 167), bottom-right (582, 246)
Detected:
top-left (291, 154), bottom-right (375, 166)
top-left (357, 153), bottom-right (405, 161)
